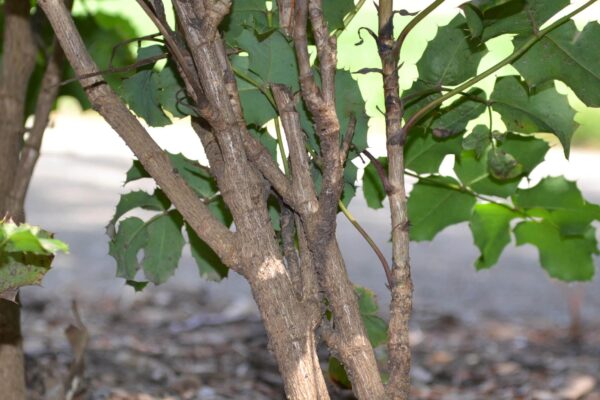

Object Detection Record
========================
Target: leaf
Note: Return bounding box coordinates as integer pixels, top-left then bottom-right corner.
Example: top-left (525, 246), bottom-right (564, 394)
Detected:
top-left (455, 150), bottom-right (520, 198)
top-left (1, 223), bottom-right (69, 255)
top-left (430, 89), bottom-right (487, 136)
top-left (469, 203), bottom-right (517, 269)
top-left (0, 253), bottom-right (52, 294)
top-left (186, 224), bottom-right (228, 281)
top-left (156, 63), bottom-right (197, 118)
top-left (466, 0), bottom-right (569, 41)
top-left (328, 357), bottom-right (352, 388)
top-left (461, 4), bottom-right (484, 38)
top-left (490, 76), bottom-right (577, 157)
top-left (221, 0), bottom-right (272, 45)
top-left (336, 70), bottom-right (370, 154)
top-left (402, 79), bottom-right (443, 122)
top-left (249, 126), bottom-right (278, 162)
top-left (404, 127), bottom-right (463, 174)
top-left (514, 221), bottom-right (597, 281)
top-left (362, 157), bottom-right (388, 210)
top-left (142, 212), bottom-right (185, 284)
top-left (137, 44), bottom-right (164, 61)
top-left (512, 21), bottom-right (600, 108)
top-left (107, 189), bottom-right (171, 235)
top-left (496, 132), bottom-right (549, 173)
top-left (108, 217), bottom-right (148, 280)
top-left (416, 15), bottom-right (487, 86)
top-left (237, 29), bottom-right (299, 89)
top-left (408, 176), bottom-right (477, 241)
top-left (341, 161), bottom-right (358, 207)
top-left (323, 0), bottom-right (355, 31)
top-left (487, 148), bottom-right (523, 180)
top-left (126, 280), bottom-right (149, 292)
top-left (125, 160), bottom-right (150, 183)
top-left (462, 125), bottom-right (491, 158)
top-left (512, 177), bottom-right (600, 236)
top-left (121, 70), bottom-right (171, 127)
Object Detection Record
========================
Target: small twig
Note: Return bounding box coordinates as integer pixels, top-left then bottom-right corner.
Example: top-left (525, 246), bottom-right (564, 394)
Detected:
top-left (340, 114), bottom-right (356, 163)
top-left (109, 32), bottom-right (164, 69)
top-left (338, 201), bottom-right (393, 290)
top-left (362, 149), bottom-right (393, 194)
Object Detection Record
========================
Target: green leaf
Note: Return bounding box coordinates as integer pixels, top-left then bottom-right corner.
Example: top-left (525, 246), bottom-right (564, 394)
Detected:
top-left (125, 160), bottom-right (150, 183)
top-left (512, 21), bottom-right (600, 108)
top-left (336, 70), bottom-right (370, 154)
top-left (186, 224), bottom-right (228, 281)
top-left (455, 150), bottom-right (520, 198)
top-left (156, 63), bottom-right (197, 118)
top-left (221, 0), bottom-right (272, 45)
top-left (107, 190), bottom-right (171, 235)
top-left (341, 162), bottom-right (358, 207)
top-left (142, 212), bottom-right (185, 284)
top-left (490, 76), bottom-right (577, 157)
top-left (430, 89), bottom-right (487, 136)
top-left (497, 132), bottom-right (549, 173)
top-left (362, 157), bottom-right (388, 210)
top-left (404, 127), bottom-right (463, 174)
top-left (249, 126), bottom-right (278, 162)
top-left (0, 253), bottom-right (52, 294)
top-left (237, 29), bottom-right (299, 89)
top-left (461, 4), bottom-right (484, 38)
top-left (323, 0), bottom-right (354, 31)
top-left (168, 153), bottom-right (217, 198)
top-left (126, 280), bottom-right (149, 292)
top-left (487, 148), bottom-right (523, 180)
top-left (402, 79), bottom-right (443, 122)
top-left (408, 176), bottom-right (477, 241)
top-left (108, 217), bottom-right (148, 280)
top-left (137, 45), bottom-right (164, 62)
top-left (121, 70), bottom-right (171, 127)
top-left (512, 177), bottom-right (600, 236)
top-left (417, 15), bottom-right (487, 86)
top-left (462, 125), bottom-right (491, 158)
top-left (469, 203), bottom-right (517, 269)
top-left (355, 286), bottom-right (388, 347)
top-left (328, 357), bottom-right (352, 388)
top-left (514, 221), bottom-right (597, 281)
top-left (466, 0), bottom-right (568, 41)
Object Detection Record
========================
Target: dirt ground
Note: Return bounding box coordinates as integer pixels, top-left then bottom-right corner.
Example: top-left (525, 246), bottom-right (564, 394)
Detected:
top-left (22, 289), bottom-right (600, 400)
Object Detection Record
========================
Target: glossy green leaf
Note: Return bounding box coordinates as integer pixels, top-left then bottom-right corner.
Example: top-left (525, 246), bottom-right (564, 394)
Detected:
top-left (513, 21), bottom-right (600, 107)
top-left (121, 70), bottom-right (171, 127)
top-left (469, 203), bottom-right (517, 269)
top-left (362, 157), bottom-right (388, 210)
top-left (514, 221), bottom-right (597, 281)
top-left (142, 212), bottom-right (185, 284)
top-left (490, 76), bottom-right (577, 156)
top-left (186, 224), bottom-right (228, 281)
top-left (408, 176), bottom-right (477, 241)
top-left (404, 127), bottom-right (463, 174)
top-left (417, 15), bottom-right (487, 86)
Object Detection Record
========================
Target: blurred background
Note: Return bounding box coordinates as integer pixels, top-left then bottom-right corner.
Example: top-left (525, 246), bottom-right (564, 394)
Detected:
top-left (19, 1), bottom-right (600, 399)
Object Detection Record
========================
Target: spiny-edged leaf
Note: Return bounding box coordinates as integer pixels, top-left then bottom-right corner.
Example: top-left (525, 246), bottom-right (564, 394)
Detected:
top-left (126, 280), bottom-right (149, 292)
top-left (408, 176), bottom-right (477, 241)
top-left (455, 150), bottom-right (520, 198)
top-left (167, 153), bottom-right (217, 198)
top-left (470, 203), bottom-right (518, 269)
top-left (404, 127), bottom-right (463, 174)
top-left (430, 89), bottom-right (487, 136)
top-left (108, 217), bottom-right (148, 280)
top-left (336, 70), bottom-right (369, 154)
top-left (249, 126), bottom-right (278, 163)
top-left (125, 160), bottom-right (150, 183)
top-left (1, 223), bottom-right (68, 255)
top-left (323, 0), bottom-right (354, 31)
top-left (513, 21), bottom-right (600, 108)
top-left (156, 63), bottom-right (197, 118)
top-left (186, 224), bottom-right (228, 281)
top-left (497, 132), bottom-right (549, 173)
top-left (462, 125), bottom-right (491, 158)
top-left (221, 0), bottom-right (272, 45)
top-left (208, 200), bottom-right (234, 228)
top-left (362, 157), bottom-right (388, 209)
top-left (355, 286), bottom-right (388, 347)
top-left (466, 0), bottom-right (568, 42)
top-left (402, 79), bottom-right (443, 122)
top-left (514, 221), bottom-right (597, 281)
top-left (356, 286), bottom-right (378, 315)
top-left (121, 70), bottom-right (171, 127)
top-left (341, 162), bottom-right (358, 207)
top-left (108, 189), bottom-right (171, 234)
top-left (490, 76), bottom-right (577, 157)
top-left (142, 211), bottom-right (185, 284)
top-left (417, 15), bottom-right (487, 86)
top-left (512, 177), bottom-right (600, 236)
top-left (0, 253), bottom-right (52, 293)
top-left (236, 29), bottom-right (299, 89)
top-left (488, 148), bottom-right (523, 180)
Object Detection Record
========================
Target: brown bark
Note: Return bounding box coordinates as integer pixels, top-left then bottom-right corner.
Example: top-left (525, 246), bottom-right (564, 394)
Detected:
top-left (0, 2), bottom-right (38, 398)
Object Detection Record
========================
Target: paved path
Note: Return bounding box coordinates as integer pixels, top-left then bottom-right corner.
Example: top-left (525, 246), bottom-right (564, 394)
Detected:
top-left (22, 114), bottom-right (600, 325)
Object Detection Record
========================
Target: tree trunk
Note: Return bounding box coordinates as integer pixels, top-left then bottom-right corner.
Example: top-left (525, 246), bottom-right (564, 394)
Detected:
top-left (0, 1), bottom-right (38, 398)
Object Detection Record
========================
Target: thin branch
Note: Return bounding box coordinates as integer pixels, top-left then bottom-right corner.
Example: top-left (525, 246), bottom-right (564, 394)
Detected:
top-left (394, 0), bottom-right (445, 54)
top-left (362, 149), bottom-right (393, 194)
top-left (338, 201), bottom-right (393, 289)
